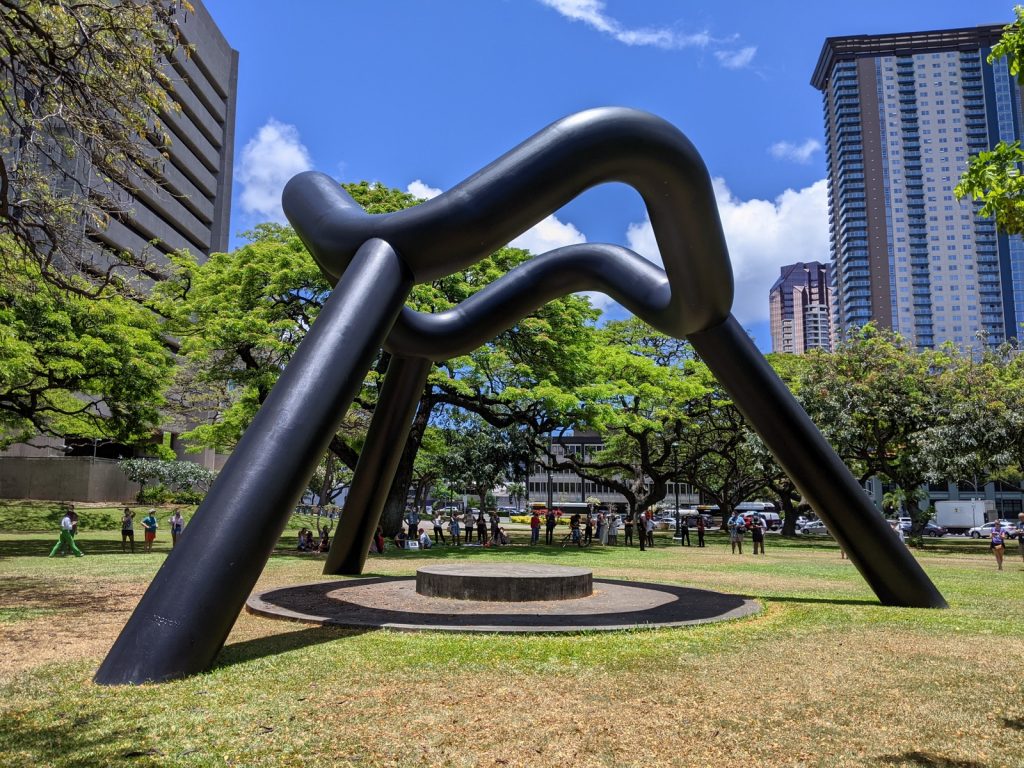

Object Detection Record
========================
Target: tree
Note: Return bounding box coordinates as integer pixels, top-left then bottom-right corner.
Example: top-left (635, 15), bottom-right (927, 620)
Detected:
top-left (436, 417), bottom-right (518, 513)
top-left (799, 325), bottom-right (944, 534)
top-left (0, 252), bottom-right (174, 447)
top-left (119, 457), bottom-right (215, 501)
top-left (165, 185), bottom-right (601, 536)
top-left (541, 319), bottom-right (709, 545)
top-left (955, 7), bottom-right (1024, 240)
top-left (923, 343), bottom-right (1012, 493)
top-left (505, 481), bottom-right (526, 512)
top-left (0, 0), bottom-right (187, 293)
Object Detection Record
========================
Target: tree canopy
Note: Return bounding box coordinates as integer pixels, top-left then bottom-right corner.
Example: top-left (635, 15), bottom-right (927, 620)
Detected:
top-left (0, 250), bottom-right (174, 448)
top-left (0, 0), bottom-right (187, 293)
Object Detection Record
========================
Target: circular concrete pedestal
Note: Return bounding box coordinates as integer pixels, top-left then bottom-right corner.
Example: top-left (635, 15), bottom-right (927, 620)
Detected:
top-left (416, 564), bottom-right (591, 602)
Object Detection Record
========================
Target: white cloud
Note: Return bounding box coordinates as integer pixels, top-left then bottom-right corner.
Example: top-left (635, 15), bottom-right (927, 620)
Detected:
top-left (509, 214), bottom-right (586, 254)
top-left (238, 119), bottom-right (313, 223)
top-left (406, 180), bottom-right (442, 200)
top-left (769, 139), bottom-right (823, 164)
top-left (714, 46), bottom-right (757, 69)
top-left (538, 0), bottom-right (710, 50)
top-left (624, 178), bottom-right (829, 326)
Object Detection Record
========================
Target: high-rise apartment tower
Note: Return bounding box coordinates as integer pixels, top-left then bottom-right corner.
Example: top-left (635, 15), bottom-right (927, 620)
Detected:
top-left (812, 25), bottom-right (1024, 348)
top-left (769, 261), bottom-right (834, 353)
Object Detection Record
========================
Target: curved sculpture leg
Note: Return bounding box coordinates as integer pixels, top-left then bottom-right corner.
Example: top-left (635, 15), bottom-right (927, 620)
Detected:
top-left (323, 355), bottom-right (432, 575)
top-left (94, 239), bottom-right (414, 684)
top-left (688, 315), bottom-right (947, 608)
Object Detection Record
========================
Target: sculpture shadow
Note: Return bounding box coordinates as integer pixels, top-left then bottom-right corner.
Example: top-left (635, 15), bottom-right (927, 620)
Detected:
top-left (215, 625), bottom-right (370, 671)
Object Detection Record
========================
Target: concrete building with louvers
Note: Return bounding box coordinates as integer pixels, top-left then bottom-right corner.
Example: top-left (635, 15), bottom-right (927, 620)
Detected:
top-left (0, 0), bottom-right (237, 500)
top-left (96, 0), bottom-right (238, 263)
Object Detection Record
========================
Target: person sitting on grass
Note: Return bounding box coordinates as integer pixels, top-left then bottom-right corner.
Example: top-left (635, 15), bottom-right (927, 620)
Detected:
top-left (418, 528), bottom-right (432, 549)
top-left (318, 526), bottom-right (331, 553)
top-left (394, 529), bottom-right (407, 550)
top-left (303, 529), bottom-right (316, 552)
top-left (297, 527), bottom-right (309, 551)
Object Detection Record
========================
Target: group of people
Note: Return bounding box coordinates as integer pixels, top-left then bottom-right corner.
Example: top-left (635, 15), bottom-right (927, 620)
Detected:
top-left (296, 524), bottom-right (332, 553)
top-left (399, 509), bottom-right (510, 548)
top-left (726, 510), bottom-right (766, 555)
top-left (49, 506), bottom-right (184, 557)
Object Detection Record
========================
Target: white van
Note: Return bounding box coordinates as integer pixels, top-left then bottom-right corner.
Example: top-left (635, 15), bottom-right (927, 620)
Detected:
top-left (736, 502), bottom-right (781, 530)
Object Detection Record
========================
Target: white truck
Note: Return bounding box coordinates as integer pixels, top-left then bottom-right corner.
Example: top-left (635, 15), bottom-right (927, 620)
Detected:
top-left (933, 500), bottom-right (994, 534)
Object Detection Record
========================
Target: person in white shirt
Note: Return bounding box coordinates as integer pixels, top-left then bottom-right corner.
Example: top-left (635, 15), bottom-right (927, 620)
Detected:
top-left (607, 515), bottom-right (620, 545)
top-left (418, 528), bottom-right (432, 549)
top-left (49, 510), bottom-right (84, 557)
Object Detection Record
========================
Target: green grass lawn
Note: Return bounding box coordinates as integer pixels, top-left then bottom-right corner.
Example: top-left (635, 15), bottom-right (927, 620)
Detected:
top-left (0, 514), bottom-right (1021, 767)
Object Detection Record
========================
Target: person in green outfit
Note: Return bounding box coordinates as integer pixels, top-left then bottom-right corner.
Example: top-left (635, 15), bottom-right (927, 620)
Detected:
top-left (49, 508), bottom-right (83, 557)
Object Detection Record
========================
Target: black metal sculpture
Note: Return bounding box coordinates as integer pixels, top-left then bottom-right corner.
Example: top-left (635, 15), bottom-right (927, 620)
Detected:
top-left (95, 108), bottom-right (946, 686)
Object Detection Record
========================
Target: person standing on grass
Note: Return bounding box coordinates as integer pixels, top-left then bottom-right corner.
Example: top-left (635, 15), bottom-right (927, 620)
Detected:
top-left (545, 508), bottom-right (557, 545)
top-left (623, 513), bottom-right (633, 546)
top-left (530, 509), bottom-right (541, 545)
top-left (449, 515), bottom-right (461, 546)
top-left (696, 516), bottom-right (705, 547)
top-left (49, 508), bottom-right (84, 557)
top-left (433, 513), bottom-right (446, 545)
top-left (169, 510), bottom-right (185, 548)
top-left (464, 511), bottom-right (474, 544)
top-left (405, 508), bottom-right (419, 541)
top-left (476, 512), bottom-right (488, 545)
top-left (141, 509), bottom-right (158, 553)
top-left (608, 514), bottom-right (619, 545)
top-left (1018, 513), bottom-right (1024, 565)
top-left (679, 517), bottom-right (691, 546)
top-left (645, 514), bottom-right (655, 548)
top-left (990, 522), bottom-right (1008, 571)
top-left (751, 515), bottom-right (765, 555)
top-left (121, 508), bottom-right (135, 553)
top-left (728, 511), bottom-right (744, 554)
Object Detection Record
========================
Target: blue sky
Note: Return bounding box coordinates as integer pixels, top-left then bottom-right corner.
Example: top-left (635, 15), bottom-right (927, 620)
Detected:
top-left (203, 0), bottom-right (1016, 349)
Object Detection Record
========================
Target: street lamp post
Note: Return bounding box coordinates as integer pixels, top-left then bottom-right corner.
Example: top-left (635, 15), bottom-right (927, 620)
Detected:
top-left (546, 432), bottom-right (554, 514)
top-left (672, 442), bottom-right (681, 543)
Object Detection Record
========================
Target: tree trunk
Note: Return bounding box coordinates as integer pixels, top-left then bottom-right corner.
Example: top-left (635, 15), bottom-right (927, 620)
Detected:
top-left (779, 491), bottom-right (798, 537)
top-left (378, 395), bottom-right (434, 536)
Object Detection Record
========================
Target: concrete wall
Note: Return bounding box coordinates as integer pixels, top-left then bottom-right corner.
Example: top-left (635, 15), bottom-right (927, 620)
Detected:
top-left (0, 457), bottom-right (140, 503)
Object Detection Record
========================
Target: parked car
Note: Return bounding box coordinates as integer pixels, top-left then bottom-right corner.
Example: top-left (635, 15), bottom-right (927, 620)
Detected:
top-left (798, 520), bottom-right (831, 537)
top-left (967, 521), bottom-right (1018, 539)
top-left (896, 521), bottom-right (947, 537)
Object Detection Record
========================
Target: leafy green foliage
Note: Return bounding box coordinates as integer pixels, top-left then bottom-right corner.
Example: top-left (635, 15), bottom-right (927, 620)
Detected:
top-left (955, 141), bottom-right (1024, 235)
top-left (0, 253), bottom-right (173, 447)
top-left (119, 458), bottom-right (215, 504)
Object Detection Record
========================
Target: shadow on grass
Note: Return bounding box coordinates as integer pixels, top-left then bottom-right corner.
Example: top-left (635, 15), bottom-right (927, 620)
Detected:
top-left (215, 625), bottom-right (370, 670)
top-left (0, 703), bottom-right (157, 768)
top-left (0, 537), bottom-right (165, 558)
top-left (1003, 716), bottom-right (1024, 731)
top-left (747, 594), bottom-right (879, 607)
top-left (269, 539), bottom-right (636, 563)
top-left (877, 751), bottom-right (985, 767)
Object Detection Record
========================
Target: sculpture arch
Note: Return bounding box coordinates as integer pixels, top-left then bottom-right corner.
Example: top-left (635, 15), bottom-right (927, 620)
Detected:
top-left (95, 108), bottom-right (945, 686)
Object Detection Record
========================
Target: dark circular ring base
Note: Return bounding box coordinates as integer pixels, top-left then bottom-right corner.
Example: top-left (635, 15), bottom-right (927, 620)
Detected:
top-left (416, 564), bottom-right (592, 601)
top-left (246, 576), bottom-right (760, 634)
